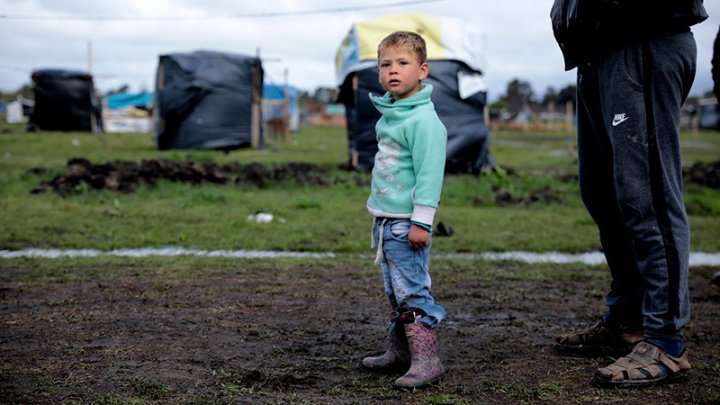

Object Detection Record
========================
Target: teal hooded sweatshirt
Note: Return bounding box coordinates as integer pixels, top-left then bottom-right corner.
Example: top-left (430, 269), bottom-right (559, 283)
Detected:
top-left (366, 84), bottom-right (447, 226)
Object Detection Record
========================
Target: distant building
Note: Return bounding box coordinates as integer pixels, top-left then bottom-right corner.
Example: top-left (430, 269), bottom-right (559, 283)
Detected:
top-left (103, 92), bottom-right (153, 133)
top-left (262, 83), bottom-right (299, 134)
top-left (5, 96), bottom-right (34, 124)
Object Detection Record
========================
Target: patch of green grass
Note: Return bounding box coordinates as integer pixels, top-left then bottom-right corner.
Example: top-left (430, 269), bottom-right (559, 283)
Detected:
top-left (130, 377), bottom-right (172, 400)
top-left (426, 393), bottom-right (470, 405)
top-left (490, 130), bottom-right (579, 171)
top-left (685, 184), bottom-right (720, 216)
top-left (138, 283), bottom-right (174, 299)
top-left (677, 385), bottom-right (720, 404)
top-left (680, 130), bottom-right (720, 162)
top-left (27, 374), bottom-right (65, 400)
top-left (487, 381), bottom-right (565, 403)
top-left (1, 125), bottom-right (718, 253)
top-left (94, 392), bottom-right (146, 405)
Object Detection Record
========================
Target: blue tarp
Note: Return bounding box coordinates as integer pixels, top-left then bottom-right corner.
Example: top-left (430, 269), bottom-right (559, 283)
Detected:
top-left (262, 84), bottom-right (296, 100)
top-left (105, 92), bottom-right (153, 110)
top-left (262, 84), bottom-right (297, 114)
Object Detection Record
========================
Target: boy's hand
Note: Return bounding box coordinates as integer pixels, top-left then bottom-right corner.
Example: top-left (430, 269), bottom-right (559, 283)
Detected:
top-left (408, 224), bottom-right (429, 249)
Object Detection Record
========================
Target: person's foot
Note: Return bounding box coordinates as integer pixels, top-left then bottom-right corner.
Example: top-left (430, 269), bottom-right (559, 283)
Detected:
top-left (362, 323), bottom-right (410, 371)
top-left (712, 271), bottom-right (720, 287)
top-left (594, 341), bottom-right (691, 387)
top-left (555, 318), bottom-right (643, 355)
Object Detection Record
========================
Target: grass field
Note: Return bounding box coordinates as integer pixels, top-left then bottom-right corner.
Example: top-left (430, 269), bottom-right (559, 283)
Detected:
top-left (1, 123), bottom-right (719, 253)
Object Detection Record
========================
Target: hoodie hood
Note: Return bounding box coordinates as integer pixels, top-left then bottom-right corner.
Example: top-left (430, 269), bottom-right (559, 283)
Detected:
top-left (369, 84), bottom-right (434, 123)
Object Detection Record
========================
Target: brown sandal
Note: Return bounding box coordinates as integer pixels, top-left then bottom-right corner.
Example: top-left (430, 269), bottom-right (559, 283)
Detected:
top-left (594, 341), bottom-right (691, 387)
top-left (555, 319), bottom-right (643, 355)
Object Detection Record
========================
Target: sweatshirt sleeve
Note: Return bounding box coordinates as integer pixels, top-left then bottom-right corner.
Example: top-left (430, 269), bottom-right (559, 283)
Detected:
top-left (409, 113), bottom-right (447, 225)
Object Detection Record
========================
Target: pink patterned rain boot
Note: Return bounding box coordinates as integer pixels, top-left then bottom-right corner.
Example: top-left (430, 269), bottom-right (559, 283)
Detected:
top-left (362, 322), bottom-right (410, 370)
top-left (393, 322), bottom-right (445, 388)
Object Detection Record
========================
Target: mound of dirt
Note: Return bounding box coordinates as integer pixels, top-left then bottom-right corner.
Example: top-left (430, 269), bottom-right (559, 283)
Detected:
top-left (493, 186), bottom-right (564, 207)
top-left (31, 158), bottom-right (332, 196)
top-left (29, 158), bottom-right (720, 197)
top-left (684, 160), bottom-right (720, 189)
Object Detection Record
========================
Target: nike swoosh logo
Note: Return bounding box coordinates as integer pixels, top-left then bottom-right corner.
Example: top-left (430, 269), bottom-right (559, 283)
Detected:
top-left (612, 115), bottom-right (629, 126)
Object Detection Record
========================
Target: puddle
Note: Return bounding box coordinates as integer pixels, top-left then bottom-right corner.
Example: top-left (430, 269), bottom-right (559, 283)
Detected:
top-left (0, 248), bottom-right (335, 259)
top-left (1, 248), bottom-right (719, 266)
top-left (438, 251), bottom-right (720, 266)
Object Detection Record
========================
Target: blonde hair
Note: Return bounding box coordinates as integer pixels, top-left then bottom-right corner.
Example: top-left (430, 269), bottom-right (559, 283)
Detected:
top-left (377, 31), bottom-right (427, 64)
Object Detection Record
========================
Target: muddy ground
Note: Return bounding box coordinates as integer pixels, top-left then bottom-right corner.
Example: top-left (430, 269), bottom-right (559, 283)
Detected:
top-left (1, 259), bottom-right (719, 404)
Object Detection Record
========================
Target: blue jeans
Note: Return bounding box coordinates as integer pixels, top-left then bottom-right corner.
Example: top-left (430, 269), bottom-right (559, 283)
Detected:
top-left (373, 218), bottom-right (446, 329)
top-left (576, 31), bottom-right (695, 343)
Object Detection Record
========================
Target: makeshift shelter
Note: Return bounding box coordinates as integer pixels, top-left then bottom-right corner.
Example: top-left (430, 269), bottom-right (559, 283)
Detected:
top-left (336, 13), bottom-right (492, 172)
top-left (105, 92), bottom-right (153, 110)
top-left (697, 98), bottom-right (719, 130)
top-left (28, 69), bottom-right (102, 132)
top-left (263, 84), bottom-right (299, 133)
top-left (5, 96), bottom-right (34, 124)
top-left (154, 50), bottom-right (264, 150)
top-left (103, 92), bottom-right (153, 133)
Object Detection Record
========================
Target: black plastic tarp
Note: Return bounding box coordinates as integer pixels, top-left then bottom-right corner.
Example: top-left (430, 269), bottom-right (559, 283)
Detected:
top-left (28, 69), bottom-right (102, 132)
top-left (154, 50), bottom-right (263, 150)
top-left (338, 61), bottom-right (492, 173)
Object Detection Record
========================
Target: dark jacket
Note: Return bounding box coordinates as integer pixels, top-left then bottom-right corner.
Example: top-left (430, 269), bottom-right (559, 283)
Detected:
top-left (551, 0), bottom-right (708, 70)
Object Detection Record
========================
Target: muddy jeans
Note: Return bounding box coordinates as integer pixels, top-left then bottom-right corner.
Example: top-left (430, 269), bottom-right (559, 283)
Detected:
top-left (372, 218), bottom-right (446, 329)
top-left (576, 31), bottom-right (695, 343)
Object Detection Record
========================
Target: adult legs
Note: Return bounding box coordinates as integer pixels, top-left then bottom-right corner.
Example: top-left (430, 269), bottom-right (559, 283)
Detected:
top-left (576, 62), bottom-right (643, 329)
top-left (578, 31), bottom-right (695, 349)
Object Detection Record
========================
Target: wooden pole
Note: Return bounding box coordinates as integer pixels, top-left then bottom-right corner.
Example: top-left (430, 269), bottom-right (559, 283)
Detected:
top-left (87, 39), bottom-right (101, 134)
top-left (547, 100), bottom-right (555, 131)
top-left (351, 75), bottom-right (359, 169)
top-left (691, 109), bottom-right (700, 133)
top-left (250, 48), bottom-right (261, 149)
top-left (87, 40), bottom-right (93, 74)
top-left (283, 68), bottom-right (290, 143)
top-left (565, 100), bottom-right (573, 133)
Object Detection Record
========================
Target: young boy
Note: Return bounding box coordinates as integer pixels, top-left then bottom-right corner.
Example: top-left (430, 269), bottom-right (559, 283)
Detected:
top-left (361, 31), bottom-right (447, 389)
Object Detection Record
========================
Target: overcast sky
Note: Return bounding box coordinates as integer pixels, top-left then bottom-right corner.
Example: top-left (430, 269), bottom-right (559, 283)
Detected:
top-left (1, 0), bottom-right (718, 102)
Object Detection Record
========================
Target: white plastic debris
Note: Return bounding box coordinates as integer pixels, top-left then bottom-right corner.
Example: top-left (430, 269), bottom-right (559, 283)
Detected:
top-left (248, 212), bottom-right (273, 223)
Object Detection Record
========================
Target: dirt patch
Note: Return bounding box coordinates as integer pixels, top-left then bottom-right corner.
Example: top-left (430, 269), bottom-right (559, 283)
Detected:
top-left (30, 158), bottom-right (334, 196)
top-left (492, 186), bottom-right (565, 207)
top-left (683, 160), bottom-right (720, 189)
top-left (1, 259), bottom-right (718, 404)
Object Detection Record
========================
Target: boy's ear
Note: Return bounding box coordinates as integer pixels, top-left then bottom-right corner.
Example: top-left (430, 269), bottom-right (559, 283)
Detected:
top-left (419, 62), bottom-right (429, 80)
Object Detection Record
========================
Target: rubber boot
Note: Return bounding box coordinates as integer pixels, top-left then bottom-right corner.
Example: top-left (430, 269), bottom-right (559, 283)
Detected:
top-left (362, 322), bottom-right (410, 370)
top-left (393, 322), bottom-right (445, 388)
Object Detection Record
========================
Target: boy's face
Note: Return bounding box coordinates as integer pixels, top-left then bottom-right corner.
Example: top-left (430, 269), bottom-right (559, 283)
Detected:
top-left (378, 46), bottom-right (429, 101)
